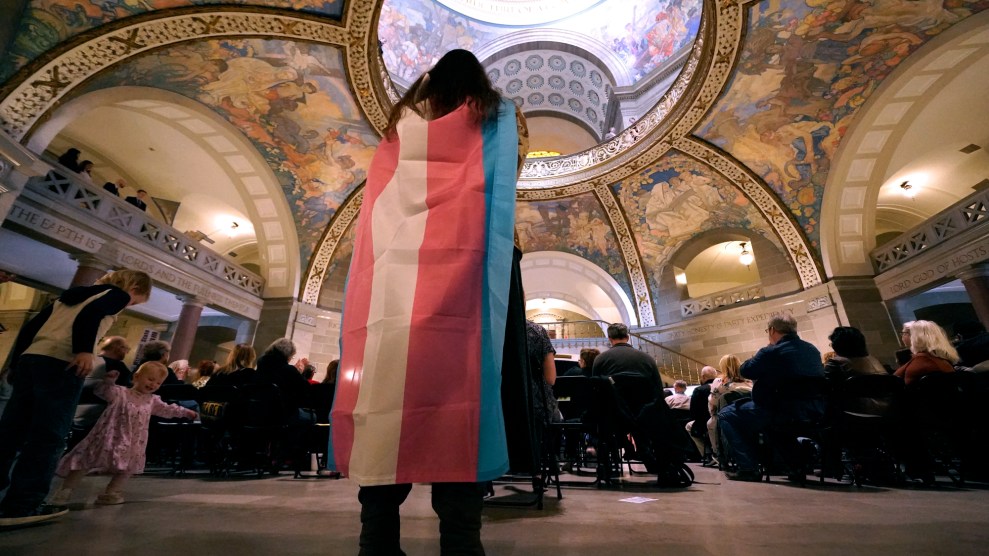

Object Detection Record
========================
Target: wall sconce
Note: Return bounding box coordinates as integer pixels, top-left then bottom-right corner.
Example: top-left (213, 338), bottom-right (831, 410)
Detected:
top-left (739, 242), bottom-right (754, 267)
top-left (675, 272), bottom-right (688, 285)
top-left (900, 181), bottom-right (915, 198)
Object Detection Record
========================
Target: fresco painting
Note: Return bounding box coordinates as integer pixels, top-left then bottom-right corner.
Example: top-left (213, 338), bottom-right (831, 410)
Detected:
top-left (697, 0), bottom-right (989, 246)
top-left (0, 0), bottom-right (344, 82)
top-left (515, 194), bottom-right (633, 299)
top-left (614, 150), bottom-right (779, 300)
top-left (379, 0), bottom-right (701, 85)
top-left (75, 38), bottom-right (378, 264)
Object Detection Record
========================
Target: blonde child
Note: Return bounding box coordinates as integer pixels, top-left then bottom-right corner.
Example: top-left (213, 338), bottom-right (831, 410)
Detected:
top-left (52, 361), bottom-right (196, 505)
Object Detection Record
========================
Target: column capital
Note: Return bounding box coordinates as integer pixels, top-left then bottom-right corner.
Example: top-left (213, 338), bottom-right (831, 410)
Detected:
top-left (177, 295), bottom-right (206, 308)
top-left (68, 253), bottom-right (110, 271)
top-left (958, 264), bottom-right (989, 281)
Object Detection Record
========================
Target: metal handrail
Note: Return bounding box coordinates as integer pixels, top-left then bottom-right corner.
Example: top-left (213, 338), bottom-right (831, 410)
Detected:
top-left (543, 318), bottom-right (711, 384)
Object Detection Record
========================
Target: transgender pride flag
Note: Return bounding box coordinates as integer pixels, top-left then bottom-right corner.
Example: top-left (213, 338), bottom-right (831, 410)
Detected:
top-left (328, 98), bottom-right (518, 486)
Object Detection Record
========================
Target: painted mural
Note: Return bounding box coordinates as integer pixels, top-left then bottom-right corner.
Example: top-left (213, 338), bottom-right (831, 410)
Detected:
top-left (0, 1), bottom-right (344, 82)
top-left (515, 193), bottom-right (633, 298)
top-left (614, 150), bottom-right (779, 300)
top-left (74, 38), bottom-right (378, 264)
top-left (379, 0), bottom-right (702, 85)
top-left (697, 0), bottom-right (989, 246)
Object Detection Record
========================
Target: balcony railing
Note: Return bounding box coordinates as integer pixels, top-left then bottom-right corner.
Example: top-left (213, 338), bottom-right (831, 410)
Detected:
top-left (22, 169), bottom-right (264, 296)
top-left (544, 319), bottom-right (710, 385)
top-left (871, 187), bottom-right (989, 273)
top-left (681, 283), bottom-right (763, 317)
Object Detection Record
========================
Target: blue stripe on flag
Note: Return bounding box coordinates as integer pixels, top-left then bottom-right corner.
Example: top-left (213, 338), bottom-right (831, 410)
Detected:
top-left (476, 98), bottom-right (516, 481)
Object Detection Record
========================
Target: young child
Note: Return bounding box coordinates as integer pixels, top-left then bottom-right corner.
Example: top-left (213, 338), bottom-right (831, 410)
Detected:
top-left (52, 361), bottom-right (196, 505)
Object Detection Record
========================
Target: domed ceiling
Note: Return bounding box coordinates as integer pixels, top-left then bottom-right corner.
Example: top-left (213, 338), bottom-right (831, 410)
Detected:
top-left (380, 0), bottom-right (702, 147)
top-left (1, 0), bottom-right (987, 330)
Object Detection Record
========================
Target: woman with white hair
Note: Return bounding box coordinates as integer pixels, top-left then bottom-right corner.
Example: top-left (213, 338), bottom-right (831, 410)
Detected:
top-left (894, 320), bottom-right (958, 385)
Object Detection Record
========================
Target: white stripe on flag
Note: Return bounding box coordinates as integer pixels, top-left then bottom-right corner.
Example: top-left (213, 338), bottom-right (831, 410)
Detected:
top-left (349, 115), bottom-right (431, 483)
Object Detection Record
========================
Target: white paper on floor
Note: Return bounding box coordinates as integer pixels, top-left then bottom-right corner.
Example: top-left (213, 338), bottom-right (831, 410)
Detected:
top-left (619, 497), bottom-right (657, 504)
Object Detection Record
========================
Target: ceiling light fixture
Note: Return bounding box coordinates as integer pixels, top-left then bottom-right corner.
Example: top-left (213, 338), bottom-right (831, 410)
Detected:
top-left (739, 242), bottom-right (754, 267)
top-left (900, 180), bottom-right (915, 198)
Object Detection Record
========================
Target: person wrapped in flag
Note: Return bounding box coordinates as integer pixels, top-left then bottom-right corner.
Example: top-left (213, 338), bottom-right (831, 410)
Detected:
top-left (328, 49), bottom-right (528, 554)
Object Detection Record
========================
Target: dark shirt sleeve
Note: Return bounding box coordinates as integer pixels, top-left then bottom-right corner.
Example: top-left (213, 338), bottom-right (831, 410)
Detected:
top-left (740, 345), bottom-right (774, 381)
top-left (71, 287), bottom-right (131, 355)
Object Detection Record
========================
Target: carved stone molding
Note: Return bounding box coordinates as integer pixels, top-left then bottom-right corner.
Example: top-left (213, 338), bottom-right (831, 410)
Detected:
top-left (594, 183), bottom-right (655, 326)
top-left (303, 188), bottom-right (363, 305)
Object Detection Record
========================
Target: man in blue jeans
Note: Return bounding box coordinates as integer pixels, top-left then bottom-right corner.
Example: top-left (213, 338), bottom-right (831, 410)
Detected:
top-left (718, 314), bottom-right (824, 481)
top-left (0, 269), bottom-right (150, 527)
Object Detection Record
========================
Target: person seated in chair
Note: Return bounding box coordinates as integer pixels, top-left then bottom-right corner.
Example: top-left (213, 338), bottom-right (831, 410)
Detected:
top-left (256, 338), bottom-right (314, 426)
top-left (893, 320), bottom-right (957, 386)
top-left (718, 315), bottom-right (824, 481)
top-left (708, 354), bottom-right (751, 467)
top-left (665, 380), bottom-right (690, 410)
top-left (591, 322), bottom-right (663, 401)
top-left (824, 326), bottom-right (888, 415)
top-left (685, 366), bottom-right (717, 463)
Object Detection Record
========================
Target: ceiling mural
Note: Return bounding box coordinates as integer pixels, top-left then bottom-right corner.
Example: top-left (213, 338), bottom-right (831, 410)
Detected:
top-left (696, 0), bottom-right (989, 248)
top-left (0, 1), bottom-right (345, 83)
top-left (70, 38), bottom-right (378, 264)
top-left (613, 150), bottom-right (778, 300)
top-left (379, 0), bottom-right (702, 86)
top-left (515, 194), bottom-right (632, 299)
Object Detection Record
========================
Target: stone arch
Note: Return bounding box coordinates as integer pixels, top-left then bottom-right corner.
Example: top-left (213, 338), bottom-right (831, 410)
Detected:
top-left (820, 10), bottom-right (989, 278)
top-left (27, 86), bottom-right (301, 297)
top-left (653, 227), bottom-right (800, 323)
top-left (519, 250), bottom-right (637, 327)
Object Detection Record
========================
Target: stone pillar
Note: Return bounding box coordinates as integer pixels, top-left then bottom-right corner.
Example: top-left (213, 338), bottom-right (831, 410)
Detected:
top-left (253, 297), bottom-right (297, 355)
top-left (959, 265), bottom-right (989, 330)
top-left (68, 254), bottom-right (109, 287)
top-left (170, 296), bottom-right (205, 362)
top-left (828, 277), bottom-right (901, 365)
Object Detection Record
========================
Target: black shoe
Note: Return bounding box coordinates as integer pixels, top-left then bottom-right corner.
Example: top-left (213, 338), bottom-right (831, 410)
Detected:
top-left (0, 504), bottom-right (68, 527)
top-left (726, 469), bottom-right (762, 482)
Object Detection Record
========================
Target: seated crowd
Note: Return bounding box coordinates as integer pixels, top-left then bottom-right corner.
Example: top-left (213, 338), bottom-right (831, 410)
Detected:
top-left (547, 316), bottom-right (988, 487)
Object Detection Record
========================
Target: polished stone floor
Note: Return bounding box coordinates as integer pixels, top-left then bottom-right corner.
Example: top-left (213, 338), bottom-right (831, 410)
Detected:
top-left (1, 465), bottom-right (987, 555)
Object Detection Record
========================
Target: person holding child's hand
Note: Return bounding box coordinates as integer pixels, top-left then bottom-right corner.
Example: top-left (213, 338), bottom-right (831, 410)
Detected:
top-left (51, 362), bottom-right (197, 506)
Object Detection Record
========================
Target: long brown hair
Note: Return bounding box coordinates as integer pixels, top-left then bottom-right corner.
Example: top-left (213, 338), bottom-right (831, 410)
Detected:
top-left (384, 49), bottom-right (501, 139)
top-left (218, 343), bottom-right (256, 374)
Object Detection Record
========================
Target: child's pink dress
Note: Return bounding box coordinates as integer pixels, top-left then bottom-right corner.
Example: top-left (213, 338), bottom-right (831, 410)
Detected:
top-left (58, 382), bottom-right (191, 475)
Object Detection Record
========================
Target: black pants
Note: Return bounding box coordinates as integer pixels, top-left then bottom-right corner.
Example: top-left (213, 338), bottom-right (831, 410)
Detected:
top-left (358, 482), bottom-right (485, 556)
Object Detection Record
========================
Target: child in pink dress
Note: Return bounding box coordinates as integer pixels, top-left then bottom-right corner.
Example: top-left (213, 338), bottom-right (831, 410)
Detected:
top-left (52, 361), bottom-right (196, 505)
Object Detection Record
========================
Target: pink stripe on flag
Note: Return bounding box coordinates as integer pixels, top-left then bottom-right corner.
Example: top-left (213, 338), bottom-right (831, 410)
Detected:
top-left (331, 138), bottom-right (401, 477)
top-left (395, 112), bottom-right (487, 483)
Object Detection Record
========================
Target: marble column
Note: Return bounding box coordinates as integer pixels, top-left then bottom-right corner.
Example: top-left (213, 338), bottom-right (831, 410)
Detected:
top-left (170, 296), bottom-right (205, 362)
top-left (959, 264), bottom-right (989, 330)
top-left (68, 254), bottom-right (109, 287)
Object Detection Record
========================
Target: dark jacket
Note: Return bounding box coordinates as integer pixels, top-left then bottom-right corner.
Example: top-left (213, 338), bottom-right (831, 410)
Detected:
top-left (688, 379), bottom-right (715, 435)
top-left (206, 367), bottom-right (258, 389)
top-left (740, 333), bottom-right (824, 413)
top-left (591, 343), bottom-right (663, 401)
top-left (256, 352), bottom-right (310, 413)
